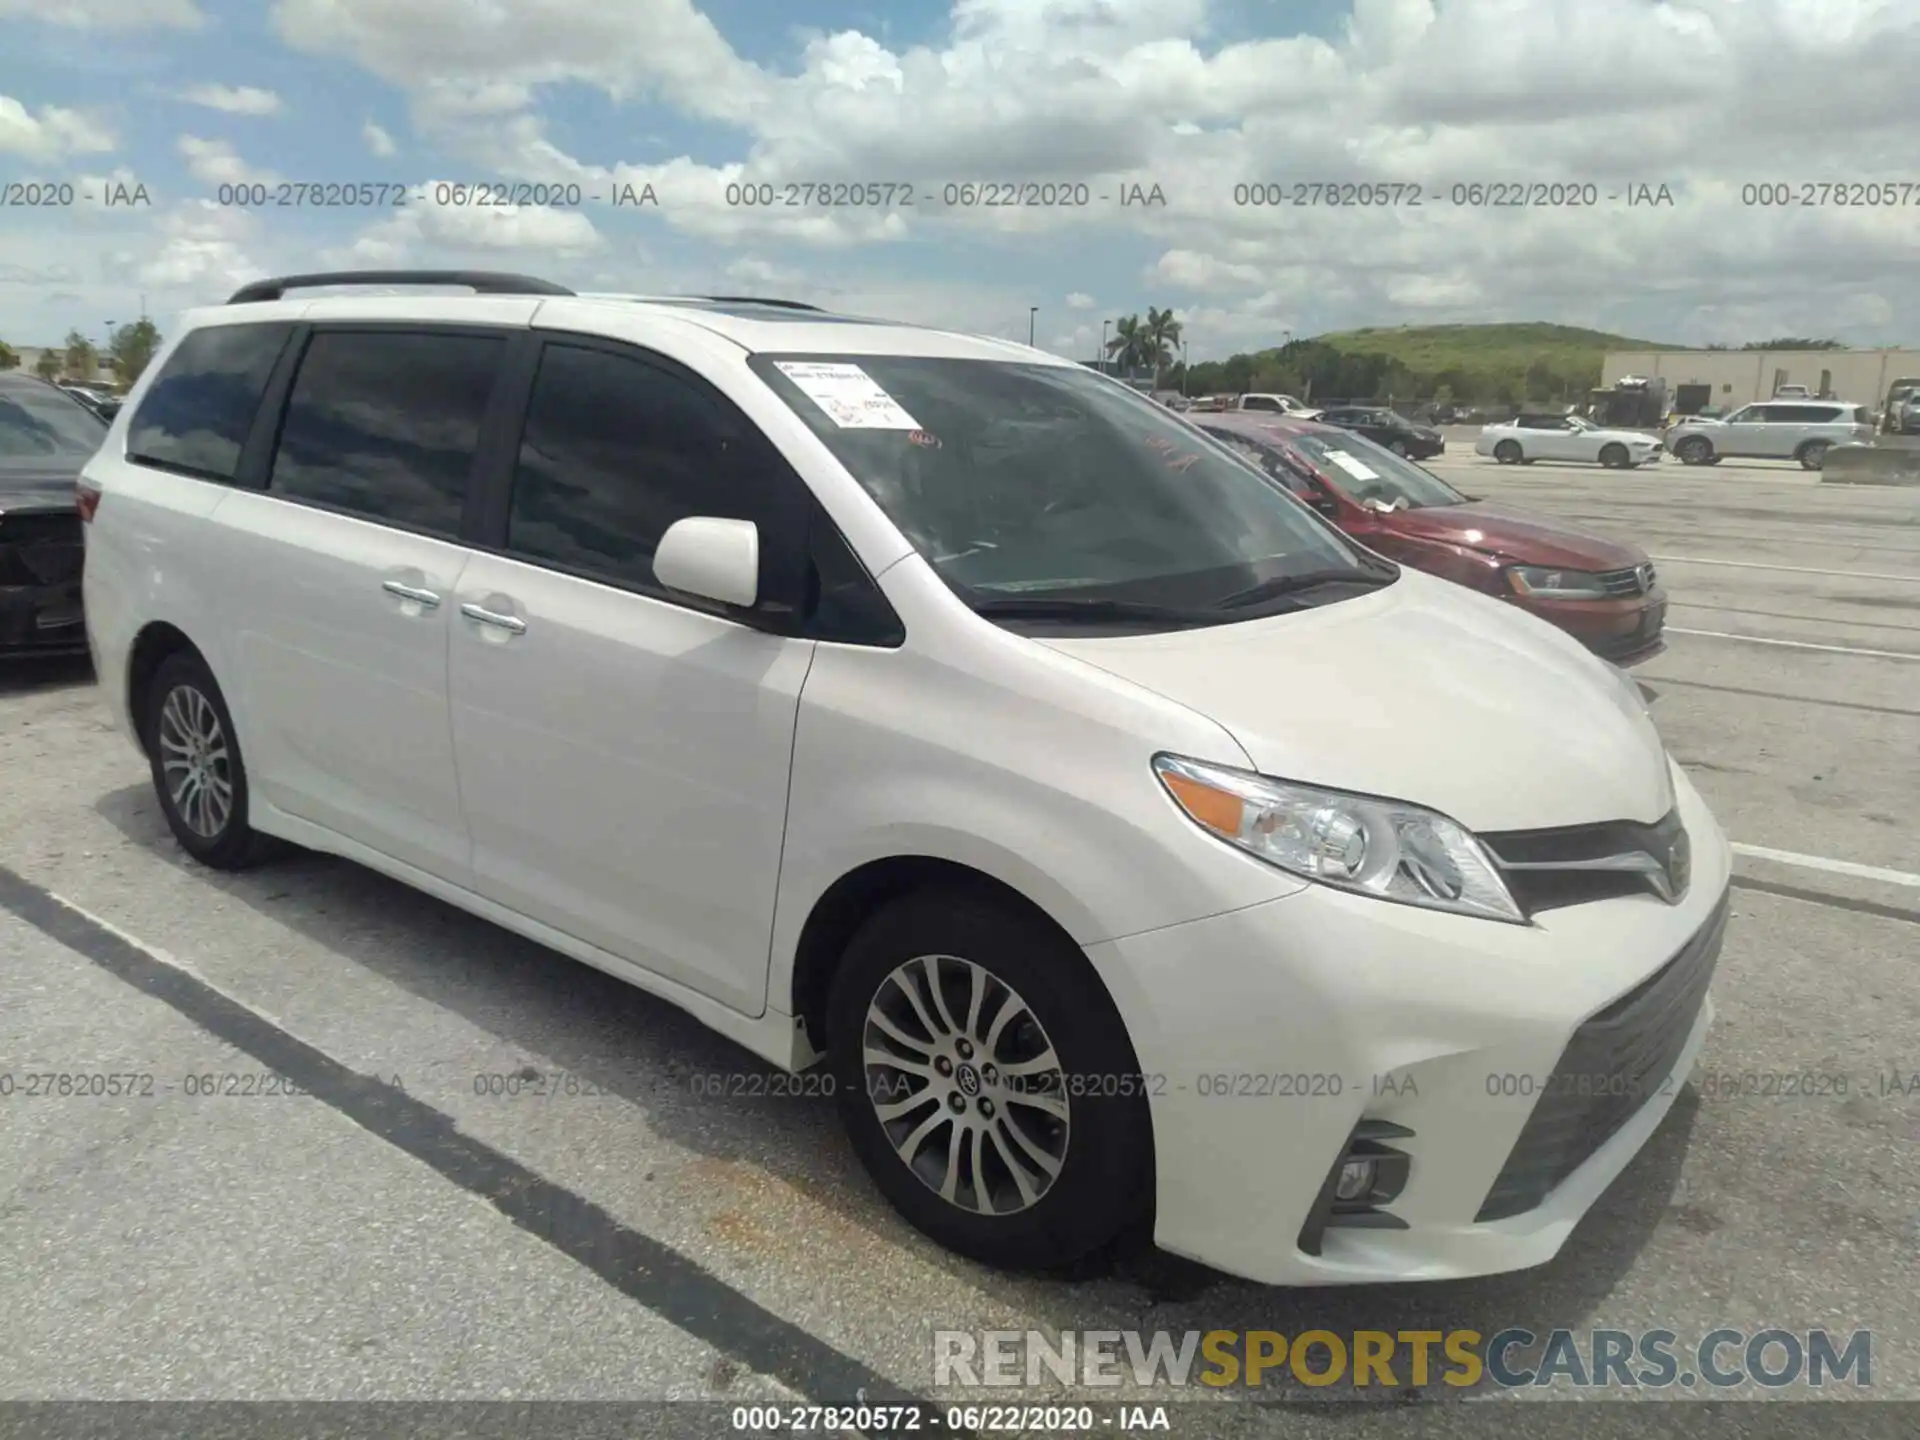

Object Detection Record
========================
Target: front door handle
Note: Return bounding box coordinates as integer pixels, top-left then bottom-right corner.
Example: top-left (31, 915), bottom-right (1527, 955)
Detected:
top-left (460, 602), bottom-right (526, 635)
top-left (382, 580), bottom-right (441, 608)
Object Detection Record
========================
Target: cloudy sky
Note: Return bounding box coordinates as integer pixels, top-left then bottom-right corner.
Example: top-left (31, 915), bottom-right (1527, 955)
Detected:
top-left (2, 0), bottom-right (1917, 360)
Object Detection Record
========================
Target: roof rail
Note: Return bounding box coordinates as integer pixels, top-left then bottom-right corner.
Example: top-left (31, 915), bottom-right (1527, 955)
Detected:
top-left (227, 270), bottom-right (575, 304)
top-left (692, 295), bottom-right (824, 311)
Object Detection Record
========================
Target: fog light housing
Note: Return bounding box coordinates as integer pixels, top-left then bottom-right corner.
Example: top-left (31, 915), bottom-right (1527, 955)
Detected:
top-left (1334, 1159), bottom-right (1376, 1201)
top-left (1297, 1120), bottom-right (1414, 1257)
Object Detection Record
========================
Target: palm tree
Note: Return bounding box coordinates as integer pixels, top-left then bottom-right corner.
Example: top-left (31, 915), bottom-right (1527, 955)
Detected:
top-left (1144, 306), bottom-right (1182, 386)
top-left (1105, 314), bottom-right (1150, 378)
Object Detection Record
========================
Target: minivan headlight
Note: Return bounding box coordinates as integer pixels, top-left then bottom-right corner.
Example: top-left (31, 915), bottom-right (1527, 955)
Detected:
top-left (1153, 754), bottom-right (1525, 923)
top-left (1507, 565), bottom-right (1610, 599)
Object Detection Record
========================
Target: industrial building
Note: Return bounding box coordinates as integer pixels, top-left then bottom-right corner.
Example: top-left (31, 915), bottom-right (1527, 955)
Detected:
top-left (1601, 347), bottom-right (1920, 411)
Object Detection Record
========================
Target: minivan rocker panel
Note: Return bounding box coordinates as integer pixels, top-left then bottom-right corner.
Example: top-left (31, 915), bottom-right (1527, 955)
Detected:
top-left (1037, 568), bottom-right (1670, 833)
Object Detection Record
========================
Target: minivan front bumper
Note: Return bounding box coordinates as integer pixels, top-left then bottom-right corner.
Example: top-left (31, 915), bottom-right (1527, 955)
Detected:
top-left (1082, 763), bottom-right (1730, 1286)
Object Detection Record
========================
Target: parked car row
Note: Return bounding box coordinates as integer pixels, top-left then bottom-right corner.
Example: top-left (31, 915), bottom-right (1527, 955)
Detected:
top-left (72, 270), bottom-right (1728, 1291)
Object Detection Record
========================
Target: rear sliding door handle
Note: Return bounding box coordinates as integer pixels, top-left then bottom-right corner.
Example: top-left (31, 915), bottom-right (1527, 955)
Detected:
top-left (459, 602), bottom-right (527, 634)
top-left (381, 580), bottom-right (441, 608)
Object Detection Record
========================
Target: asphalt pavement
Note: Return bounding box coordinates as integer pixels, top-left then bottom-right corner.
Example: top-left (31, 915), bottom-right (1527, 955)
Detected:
top-left (1, 455), bottom-right (1915, 1437)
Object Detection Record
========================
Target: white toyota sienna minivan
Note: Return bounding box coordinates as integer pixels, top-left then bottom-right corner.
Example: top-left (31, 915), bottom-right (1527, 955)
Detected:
top-left (80, 272), bottom-right (1730, 1287)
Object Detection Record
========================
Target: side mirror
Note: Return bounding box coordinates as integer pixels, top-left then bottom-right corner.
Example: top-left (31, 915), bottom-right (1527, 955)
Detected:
top-left (653, 516), bottom-right (760, 609)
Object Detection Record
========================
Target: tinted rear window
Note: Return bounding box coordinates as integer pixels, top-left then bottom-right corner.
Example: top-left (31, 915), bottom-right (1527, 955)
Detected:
top-left (0, 384), bottom-right (106, 463)
top-left (127, 323), bottom-right (292, 481)
top-left (268, 329), bottom-right (505, 539)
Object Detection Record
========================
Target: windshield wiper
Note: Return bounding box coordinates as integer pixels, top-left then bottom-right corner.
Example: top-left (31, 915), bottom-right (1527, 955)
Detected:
top-left (1217, 566), bottom-right (1396, 610)
top-left (968, 596), bottom-right (1205, 624)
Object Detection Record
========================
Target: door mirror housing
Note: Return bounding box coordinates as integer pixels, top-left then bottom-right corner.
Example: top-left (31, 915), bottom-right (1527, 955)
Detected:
top-left (653, 516), bottom-right (760, 609)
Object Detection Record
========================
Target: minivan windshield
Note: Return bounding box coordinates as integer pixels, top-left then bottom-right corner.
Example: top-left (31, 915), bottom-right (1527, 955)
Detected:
top-left (751, 355), bottom-right (1392, 626)
top-left (1286, 430), bottom-right (1469, 509)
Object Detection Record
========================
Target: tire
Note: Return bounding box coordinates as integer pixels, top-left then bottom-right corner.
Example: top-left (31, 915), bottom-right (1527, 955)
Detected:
top-left (1599, 443), bottom-right (1629, 469)
top-left (1492, 439), bottom-right (1523, 464)
top-left (1795, 439), bottom-right (1830, 471)
top-left (1674, 436), bottom-right (1714, 465)
top-left (1388, 439), bottom-right (1408, 456)
top-left (141, 650), bottom-right (277, 870)
top-left (827, 888), bottom-right (1153, 1272)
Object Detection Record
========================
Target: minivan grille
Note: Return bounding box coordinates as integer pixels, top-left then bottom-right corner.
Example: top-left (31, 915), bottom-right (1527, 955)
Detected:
top-left (1475, 890), bottom-right (1727, 1221)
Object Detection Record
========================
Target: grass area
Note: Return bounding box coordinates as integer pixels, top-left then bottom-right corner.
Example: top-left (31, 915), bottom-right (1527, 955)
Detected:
top-left (1297, 322), bottom-right (1673, 373)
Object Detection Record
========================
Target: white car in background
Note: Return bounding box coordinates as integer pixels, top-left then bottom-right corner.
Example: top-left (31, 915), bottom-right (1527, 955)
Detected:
top-left (1476, 412), bottom-right (1664, 469)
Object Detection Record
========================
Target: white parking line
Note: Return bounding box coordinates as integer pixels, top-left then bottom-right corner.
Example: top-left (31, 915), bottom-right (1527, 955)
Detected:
top-left (1732, 844), bottom-right (1920, 890)
top-left (1667, 628), bottom-right (1919, 659)
top-left (1652, 555), bottom-right (1920, 582)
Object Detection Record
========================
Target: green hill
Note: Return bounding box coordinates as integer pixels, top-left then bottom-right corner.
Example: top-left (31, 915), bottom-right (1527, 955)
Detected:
top-left (1179, 322), bottom-right (1680, 405)
top-left (1301, 322), bottom-right (1672, 375)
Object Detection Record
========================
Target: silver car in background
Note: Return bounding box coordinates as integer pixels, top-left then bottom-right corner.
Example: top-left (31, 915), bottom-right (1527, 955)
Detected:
top-left (1666, 400), bottom-right (1875, 470)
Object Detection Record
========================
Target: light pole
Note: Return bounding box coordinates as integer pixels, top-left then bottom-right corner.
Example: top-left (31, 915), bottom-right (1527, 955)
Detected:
top-left (1100, 318), bottom-right (1110, 375)
top-left (104, 322), bottom-right (115, 382)
top-left (1181, 339), bottom-right (1190, 396)
top-left (1028, 307), bottom-right (1037, 347)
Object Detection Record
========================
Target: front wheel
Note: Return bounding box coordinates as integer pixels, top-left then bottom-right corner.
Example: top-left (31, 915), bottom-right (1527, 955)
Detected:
top-left (1388, 439), bottom-right (1408, 456)
top-left (1674, 436), bottom-right (1714, 465)
top-left (1493, 439), bottom-right (1523, 464)
top-left (1599, 442), bottom-right (1630, 469)
top-left (1796, 439), bottom-right (1830, 471)
top-left (827, 889), bottom-right (1153, 1271)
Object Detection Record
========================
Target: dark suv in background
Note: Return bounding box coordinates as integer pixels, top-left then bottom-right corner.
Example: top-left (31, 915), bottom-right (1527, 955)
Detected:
top-left (0, 374), bottom-right (106, 657)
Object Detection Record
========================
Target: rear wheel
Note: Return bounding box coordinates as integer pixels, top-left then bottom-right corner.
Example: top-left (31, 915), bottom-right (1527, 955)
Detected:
top-left (1795, 439), bottom-right (1830, 471)
top-left (1493, 439), bottom-right (1523, 464)
top-left (1674, 436), bottom-right (1714, 465)
top-left (141, 650), bottom-right (276, 870)
top-left (1599, 442), bottom-right (1630, 469)
top-left (1388, 438), bottom-right (1409, 456)
top-left (827, 888), bottom-right (1153, 1271)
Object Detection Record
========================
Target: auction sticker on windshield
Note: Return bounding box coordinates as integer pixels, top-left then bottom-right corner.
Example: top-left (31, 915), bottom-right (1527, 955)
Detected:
top-left (1326, 450), bottom-right (1382, 481)
top-left (774, 361), bottom-right (922, 429)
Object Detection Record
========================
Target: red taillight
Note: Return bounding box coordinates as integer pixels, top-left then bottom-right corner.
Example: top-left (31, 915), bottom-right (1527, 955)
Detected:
top-left (76, 480), bottom-right (102, 523)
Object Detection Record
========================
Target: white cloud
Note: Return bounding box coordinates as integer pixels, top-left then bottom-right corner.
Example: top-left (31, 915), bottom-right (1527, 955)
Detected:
top-left (177, 135), bottom-right (281, 188)
top-left (179, 84), bottom-right (284, 116)
top-left (363, 120), bottom-right (398, 157)
top-left (0, 0), bottom-right (203, 27)
top-left (327, 181), bottom-right (606, 267)
top-left (11, 0), bottom-right (1920, 350)
top-left (0, 97), bottom-right (116, 159)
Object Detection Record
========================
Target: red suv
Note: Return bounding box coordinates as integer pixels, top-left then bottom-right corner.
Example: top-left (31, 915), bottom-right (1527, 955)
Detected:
top-left (1196, 414), bottom-right (1667, 665)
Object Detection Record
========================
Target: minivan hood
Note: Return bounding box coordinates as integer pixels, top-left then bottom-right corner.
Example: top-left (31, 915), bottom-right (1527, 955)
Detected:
top-left (1389, 501), bottom-right (1646, 570)
top-left (1037, 571), bottom-right (1671, 832)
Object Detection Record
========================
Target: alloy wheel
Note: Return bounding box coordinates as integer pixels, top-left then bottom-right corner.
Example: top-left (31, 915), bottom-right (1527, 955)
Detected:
top-left (157, 683), bottom-right (234, 838)
top-left (861, 954), bottom-right (1070, 1216)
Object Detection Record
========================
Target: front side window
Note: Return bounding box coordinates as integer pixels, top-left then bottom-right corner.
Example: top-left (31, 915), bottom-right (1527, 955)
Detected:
top-left (0, 384), bottom-right (106, 463)
top-left (127, 323), bottom-right (292, 481)
top-left (269, 330), bottom-right (504, 537)
top-left (506, 343), bottom-right (769, 592)
top-left (750, 354), bottom-right (1386, 628)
